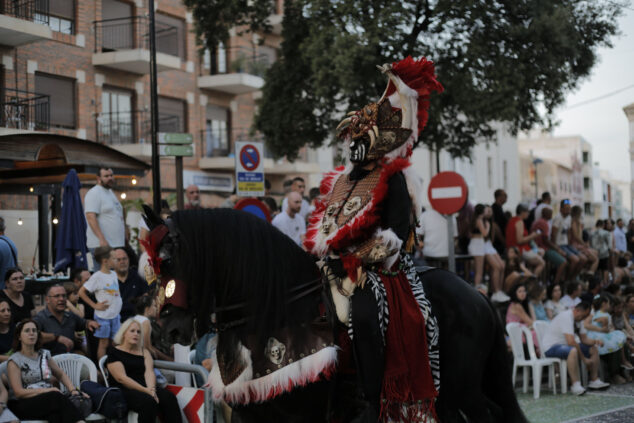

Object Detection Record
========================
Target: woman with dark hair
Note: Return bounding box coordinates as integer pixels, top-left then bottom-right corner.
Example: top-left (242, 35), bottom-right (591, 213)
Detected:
top-left (544, 283), bottom-right (566, 320)
top-left (0, 299), bottom-right (14, 362)
top-left (0, 269), bottom-right (34, 324)
top-left (469, 204), bottom-right (507, 301)
top-left (569, 205), bottom-right (598, 274)
top-left (506, 282), bottom-right (539, 352)
top-left (132, 293), bottom-right (171, 361)
top-left (503, 246), bottom-right (534, 292)
top-left (7, 319), bottom-right (88, 423)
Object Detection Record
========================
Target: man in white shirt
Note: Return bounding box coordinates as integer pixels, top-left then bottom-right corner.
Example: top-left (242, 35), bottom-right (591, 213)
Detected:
top-left (533, 192), bottom-right (551, 222)
top-left (273, 192), bottom-right (306, 246)
top-left (542, 302), bottom-right (609, 395)
top-left (551, 199), bottom-right (584, 279)
top-left (85, 168), bottom-right (125, 270)
top-left (281, 177), bottom-right (311, 220)
top-left (559, 281), bottom-right (582, 309)
top-left (614, 218), bottom-right (627, 253)
top-left (418, 208), bottom-right (457, 258)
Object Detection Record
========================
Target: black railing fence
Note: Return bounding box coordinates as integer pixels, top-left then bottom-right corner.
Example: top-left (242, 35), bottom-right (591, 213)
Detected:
top-left (199, 126), bottom-right (268, 158)
top-left (209, 46), bottom-right (272, 77)
top-left (96, 110), bottom-right (181, 145)
top-left (0, 0), bottom-right (49, 24)
top-left (0, 88), bottom-right (50, 130)
top-left (93, 16), bottom-right (177, 53)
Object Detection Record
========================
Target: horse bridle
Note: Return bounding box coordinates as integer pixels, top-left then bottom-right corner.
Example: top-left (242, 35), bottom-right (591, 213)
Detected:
top-left (212, 276), bottom-right (324, 332)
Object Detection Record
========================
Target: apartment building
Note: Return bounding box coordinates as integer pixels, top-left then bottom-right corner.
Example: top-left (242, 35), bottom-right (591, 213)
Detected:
top-left (0, 0), bottom-right (330, 269)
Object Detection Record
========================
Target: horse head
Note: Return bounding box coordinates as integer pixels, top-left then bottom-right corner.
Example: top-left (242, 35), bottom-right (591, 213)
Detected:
top-left (141, 205), bottom-right (195, 345)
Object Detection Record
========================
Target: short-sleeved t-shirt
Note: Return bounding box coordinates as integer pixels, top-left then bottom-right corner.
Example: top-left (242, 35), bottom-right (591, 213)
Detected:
top-left (552, 213), bottom-right (571, 246)
top-left (541, 309), bottom-right (586, 352)
top-left (84, 185), bottom-right (125, 248)
top-left (531, 219), bottom-right (551, 250)
top-left (106, 346), bottom-right (147, 387)
top-left (272, 212), bottom-right (306, 246)
top-left (0, 290), bottom-right (35, 324)
top-left (34, 308), bottom-right (86, 342)
top-left (83, 271), bottom-right (122, 320)
top-left (8, 349), bottom-right (53, 389)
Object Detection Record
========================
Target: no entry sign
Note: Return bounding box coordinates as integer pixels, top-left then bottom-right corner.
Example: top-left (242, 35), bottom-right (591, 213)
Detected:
top-left (428, 171), bottom-right (468, 215)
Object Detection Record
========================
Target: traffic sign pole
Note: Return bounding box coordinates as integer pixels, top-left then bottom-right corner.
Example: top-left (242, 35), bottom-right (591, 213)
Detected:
top-left (447, 215), bottom-right (455, 273)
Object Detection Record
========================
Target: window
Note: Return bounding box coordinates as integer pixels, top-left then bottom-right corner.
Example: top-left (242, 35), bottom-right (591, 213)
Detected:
top-left (502, 160), bottom-right (508, 190)
top-left (583, 177), bottom-right (590, 190)
top-left (100, 87), bottom-right (134, 144)
top-left (35, 72), bottom-right (75, 128)
top-left (156, 13), bottom-right (186, 60)
top-left (584, 202), bottom-right (592, 215)
top-left (204, 105), bottom-right (229, 157)
top-left (487, 157), bottom-right (492, 189)
top-left (158, 96), bottom-right (186, 132)
top-left (40, 0), bottom-right (75, 34)
top-left (217, 43), bottom-right (227, 73)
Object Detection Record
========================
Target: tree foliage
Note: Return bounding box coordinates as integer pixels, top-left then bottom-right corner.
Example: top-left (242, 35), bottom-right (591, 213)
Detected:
top-left (186, 0), bottom-right (626, 160)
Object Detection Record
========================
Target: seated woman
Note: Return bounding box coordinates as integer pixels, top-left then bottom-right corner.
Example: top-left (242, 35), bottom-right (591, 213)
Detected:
top-left (585, 295), bottom-right (633, 383)
top-left (106, 319), bottom-right (181, 423)
top-left (0, 299), bottom-right (14, 363)
top-left (7, 319), bottom-right (87, 423)
top-left (0, 269), bottom-right (34, 324)
top-left (528, 283), bottom-right (549, 322)
top-left (506, 282), bottom-right (539, 353)
top-left (0, 370), bottom-right (18, 423)
top-left (614, 254), bottom-right (632, 285)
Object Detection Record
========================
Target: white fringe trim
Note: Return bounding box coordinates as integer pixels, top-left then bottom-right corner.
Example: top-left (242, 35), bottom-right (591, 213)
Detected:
top-left (402, 166), bottom-right (424, 218)
top-left (374, 228), bottom-right (403, 269)
top-left (208, 344), bottom-right (339, 405)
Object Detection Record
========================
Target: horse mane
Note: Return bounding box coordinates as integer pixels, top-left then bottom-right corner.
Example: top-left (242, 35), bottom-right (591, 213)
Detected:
top-left (170, 208), bottom-right (321, 339)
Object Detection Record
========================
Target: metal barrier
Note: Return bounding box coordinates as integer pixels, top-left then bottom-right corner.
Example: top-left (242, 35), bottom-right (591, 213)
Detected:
top-left (154, 360), bottom-right (216, 423)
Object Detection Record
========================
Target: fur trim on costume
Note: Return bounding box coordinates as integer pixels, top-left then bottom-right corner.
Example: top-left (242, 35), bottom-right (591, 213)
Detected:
top-left (305, 158), bottom-right (411, 257)
top-left (208, 344), bottom-right (339, 405)
top-left (403, 166), bottom-right (424, 219)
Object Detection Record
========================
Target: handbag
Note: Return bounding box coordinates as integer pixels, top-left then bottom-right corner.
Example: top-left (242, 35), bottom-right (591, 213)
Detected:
top-left (80, 380), bottom-right (128, 419)
top-left (66, 391), bottom-right (93, 419)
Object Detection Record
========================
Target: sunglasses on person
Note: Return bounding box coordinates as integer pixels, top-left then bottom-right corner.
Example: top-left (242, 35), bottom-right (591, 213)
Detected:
top-left (562, 199), bottom-right (571, 205)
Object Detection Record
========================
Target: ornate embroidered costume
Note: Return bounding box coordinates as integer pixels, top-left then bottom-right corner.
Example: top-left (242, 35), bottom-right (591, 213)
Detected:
top-left (305, 57), bottom-right (443, 422)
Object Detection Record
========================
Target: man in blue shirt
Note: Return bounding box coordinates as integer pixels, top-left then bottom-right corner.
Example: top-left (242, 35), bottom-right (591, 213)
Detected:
top-left (0, 217), bottom-right (18, 290)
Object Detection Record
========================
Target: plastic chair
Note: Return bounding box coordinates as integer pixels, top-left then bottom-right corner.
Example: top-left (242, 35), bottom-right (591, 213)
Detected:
top-left (99, 354), bottom-right (140, 423)
top-left (53, 353), bottom-right (106, 422)
top-left (533, 320), bottom-right (569, 393)
top-left (506, 322), bottom-right (559, 398)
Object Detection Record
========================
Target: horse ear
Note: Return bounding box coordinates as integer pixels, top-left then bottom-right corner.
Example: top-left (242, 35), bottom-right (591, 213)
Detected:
top-left (142, 204), bottom-right (165, 230)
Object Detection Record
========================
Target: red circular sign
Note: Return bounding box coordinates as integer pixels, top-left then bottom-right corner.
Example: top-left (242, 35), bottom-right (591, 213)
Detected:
top-left (234, 198), bottom-right (272, 222)
top-left (239, 144), bottom-right (260, 171)
top-left (427, 171), bottom-right (468, 215)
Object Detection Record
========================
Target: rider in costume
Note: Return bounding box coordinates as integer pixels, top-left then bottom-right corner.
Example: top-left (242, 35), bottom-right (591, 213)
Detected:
top-left (304, 57), bottom-right (443, 422)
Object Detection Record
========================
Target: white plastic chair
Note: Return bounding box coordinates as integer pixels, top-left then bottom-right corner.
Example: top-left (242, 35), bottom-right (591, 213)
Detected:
top-left (99, 354), bottom-right (140, 423)
top-left (53, 353), bottom-right (106, 422)
top-left (533, 320), bottom-right (569, 393)
top-left (506, 322), bottom-right (559, 398)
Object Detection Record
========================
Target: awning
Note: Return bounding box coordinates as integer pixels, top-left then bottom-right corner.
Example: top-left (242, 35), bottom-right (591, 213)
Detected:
top-left (0, 133), bottom-right (150, 192)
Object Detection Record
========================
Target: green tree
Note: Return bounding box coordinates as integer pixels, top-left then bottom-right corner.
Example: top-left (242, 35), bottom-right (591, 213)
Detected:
top-left (186, 0), bottom-right (626, 160)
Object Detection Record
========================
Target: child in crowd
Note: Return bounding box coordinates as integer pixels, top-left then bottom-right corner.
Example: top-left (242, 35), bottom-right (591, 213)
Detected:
top-left (64, 282), bottom-right (87, 354)
top-left (544, 283), bottom-right (566, 320)
top-left (503, 247), bottom-right (534, 292)
top-left (79, 246), bottom-right (122, 360)
top-left (528, 283), bottom-right (549, 322)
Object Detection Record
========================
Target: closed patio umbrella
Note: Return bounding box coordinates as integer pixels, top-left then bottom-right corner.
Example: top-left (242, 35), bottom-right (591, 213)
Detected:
top-left (54, 169), bottom-right (88, 272)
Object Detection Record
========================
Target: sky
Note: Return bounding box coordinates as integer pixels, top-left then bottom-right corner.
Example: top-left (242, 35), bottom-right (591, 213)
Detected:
top-left (552, 5), bottom-right (634, 181)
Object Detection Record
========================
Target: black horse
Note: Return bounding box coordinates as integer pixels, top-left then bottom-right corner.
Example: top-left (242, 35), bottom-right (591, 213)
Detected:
top-left (144, 207), bottom-right (527, 423)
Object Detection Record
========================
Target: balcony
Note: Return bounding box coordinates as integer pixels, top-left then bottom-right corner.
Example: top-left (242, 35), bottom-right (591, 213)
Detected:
top-left (95, 110), bottom-right (180, 159)
top-left (0, 88), bottom-right (49, 134)
top-left (198, 47), bottom-right (268, 95)
top-left (198, 128), bottom-right (320, 175)
top-left (0, 0), bottom-right (52, 46)
top-left (92, 16), bottom-right (181, 74)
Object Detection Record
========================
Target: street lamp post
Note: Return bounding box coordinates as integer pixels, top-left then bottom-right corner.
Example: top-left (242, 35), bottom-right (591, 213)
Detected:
top-left (149, 0), bottom-right (161, 213)
top-left (533, 158), bottom-right (543, 200)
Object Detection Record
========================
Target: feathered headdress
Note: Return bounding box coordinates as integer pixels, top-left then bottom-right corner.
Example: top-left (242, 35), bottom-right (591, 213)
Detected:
top-left (337, 56), bottom-right (443, 161)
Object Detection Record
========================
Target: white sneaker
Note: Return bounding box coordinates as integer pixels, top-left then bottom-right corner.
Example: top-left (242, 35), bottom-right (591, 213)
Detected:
top-left (588, 379), bottom-right (610, 390)
top-left (571, 383), bottom-right (586, 396)
top-left (491, 291), bottom-right (510, 303)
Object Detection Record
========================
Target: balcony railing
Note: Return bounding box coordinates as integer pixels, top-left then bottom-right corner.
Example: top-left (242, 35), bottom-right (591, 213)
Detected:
top-left (96, 110), bottom-right (180, 145)
top-left (209, 46), bottom-right (272, 77)
top-left (93, 16), bottom-right (177, 53)
top-left (0, 88), bottom-right (50, 131)
top-left (1, 0), bottom-right (49, 24)
top-left (199, 127), bottom-right (271, 158)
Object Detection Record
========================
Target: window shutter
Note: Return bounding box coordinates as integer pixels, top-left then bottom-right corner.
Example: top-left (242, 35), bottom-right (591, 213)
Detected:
top-left (158, 96), bottom-right (186, 132)
top-left (49, 0), bottom-right (74, 20)
top-left (35, 73), bottom-right (75, 128)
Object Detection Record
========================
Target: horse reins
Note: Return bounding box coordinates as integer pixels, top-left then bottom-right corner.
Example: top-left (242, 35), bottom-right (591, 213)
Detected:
top-left (213, 276), bottom-right (324, 332)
